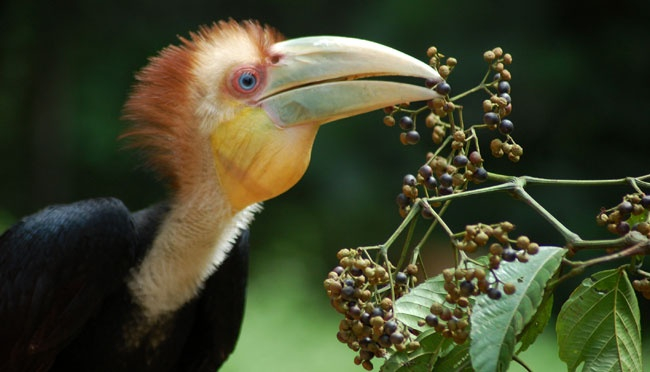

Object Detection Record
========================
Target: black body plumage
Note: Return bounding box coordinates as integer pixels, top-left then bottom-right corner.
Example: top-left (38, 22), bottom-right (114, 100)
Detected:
top-left (0, 198), bottom-right (248, 371)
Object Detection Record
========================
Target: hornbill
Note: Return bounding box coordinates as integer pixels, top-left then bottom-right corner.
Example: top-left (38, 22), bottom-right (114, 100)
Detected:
top-left (0, 20), bottom-right (441, 371)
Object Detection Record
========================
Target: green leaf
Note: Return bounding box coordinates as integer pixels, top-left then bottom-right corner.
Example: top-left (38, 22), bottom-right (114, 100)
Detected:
top-left (469, 246), bottom-right (565, 372)
top-left (516, 293), bottom-right (554, 354)
top-left (381, 329), bottom-right (455, 372)
top-left (556, 268), bottom-right (642, 372)
top-left (433, 341), bottom-right (473, 371)
top-left (394, 257), bottom-right (488, 332)
top-left (393, 274), bottom-right (449, 332)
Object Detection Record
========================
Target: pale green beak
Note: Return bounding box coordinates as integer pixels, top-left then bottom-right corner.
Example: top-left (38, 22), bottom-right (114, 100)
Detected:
top-left (259, 36), bottom-right (441, 128)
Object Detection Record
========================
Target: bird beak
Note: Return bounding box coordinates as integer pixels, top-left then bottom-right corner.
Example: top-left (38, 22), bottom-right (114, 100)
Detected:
top-left (259, 36), bottom-right (441, 128)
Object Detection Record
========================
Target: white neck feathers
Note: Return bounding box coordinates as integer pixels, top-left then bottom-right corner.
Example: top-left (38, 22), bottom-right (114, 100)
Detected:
top-left (128, 195), bottom-right (261, 319)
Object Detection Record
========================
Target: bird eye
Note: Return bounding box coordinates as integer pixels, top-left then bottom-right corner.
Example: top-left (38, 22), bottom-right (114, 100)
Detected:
top-left (238, 72), bottom-right (257, 91)
top-left (231, 67), bottom-right (262, 95)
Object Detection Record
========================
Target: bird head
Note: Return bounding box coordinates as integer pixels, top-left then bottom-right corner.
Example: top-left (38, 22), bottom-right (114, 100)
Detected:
top-left (124, 20), bottom-right (440, 212)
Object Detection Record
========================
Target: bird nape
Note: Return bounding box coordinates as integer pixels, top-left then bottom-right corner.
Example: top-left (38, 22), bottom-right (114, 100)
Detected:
top-left (0, 20), bottom-right (441, 371)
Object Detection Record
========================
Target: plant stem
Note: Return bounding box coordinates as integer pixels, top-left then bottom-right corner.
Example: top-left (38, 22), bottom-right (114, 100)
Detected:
top-left (487, 172), bottom-right (650, 188)
top-left (512, 355), bottom-right (533, 372)
top-left (549, 241), bottom-right (649, 288)
top-left (395, 216), bottom-right (419, 270)
top-left (510, 186), bottom-right (582, 244)
top-left (411, 201), bottom-right (452, 266)
top-left (380, 201), bottom-right (422, 257)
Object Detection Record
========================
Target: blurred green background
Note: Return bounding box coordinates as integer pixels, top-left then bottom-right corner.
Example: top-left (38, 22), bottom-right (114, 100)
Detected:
top-left (1, 0), bottom-right (649, 370)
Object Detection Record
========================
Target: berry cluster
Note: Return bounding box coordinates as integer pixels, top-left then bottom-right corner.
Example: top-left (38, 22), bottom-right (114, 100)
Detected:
top-left (381, 46), bottom-right (456, 147)
top-left (396, 151), bottom-right (487, 218)
top-left (596, 193), bottom-right (650, 236)
top-left (418, 266), bottom-right (518, 345)
top-left (632, 278), bottom-right (650, 300)
top-left (490, 138), bottom-right (523, 163)
top-left (481, 47), bottom-right (522, 163)
top-left (324, 249), bottom-right (419, 370)
top-left (456, 222), bottom-right (539, 270)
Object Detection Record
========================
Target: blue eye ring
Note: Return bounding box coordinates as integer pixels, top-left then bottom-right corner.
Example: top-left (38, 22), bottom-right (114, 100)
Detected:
top-left (238, 71), bottom-right (257, 91)
top-left (231, 67), bottom-right (263, 95)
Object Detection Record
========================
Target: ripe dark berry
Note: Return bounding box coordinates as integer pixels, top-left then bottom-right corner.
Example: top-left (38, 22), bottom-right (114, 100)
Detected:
top-left (379, 334), bottom-right (392, 348)
top-left (498, 119), bottom-right (514, 135)
top-left (350, 266), bottom-right (363, 276)
top-left (396, 193), bottom-right (410, 208)
top-left (483, 112), bottom-right (500, 125)
top-left (348, 304), bottom-right (362, 318)
top-left (487, 287), bottom-right (502, 300)
top-left (405, 130), bottom-right (421, 145)
top-left (424, 176), bottom-right (437, 190)
top-left (425, 314), bottom-right (439, 327)
top-left (359, 337), bottom-right (372, 348)
top-left (333, 266), bottom-right (344, 275)
top-left (452, 154), bottom-right (469, 167)
top-left (434, 82), bottom-right (451, 95)
top-left (438, 185), bottom-right (453, 195)
top-left (618, 201), bottom-right (634, 214)
top-left (343, 278), bottom-right (355, 287)
top-left (641, 195), bottom-right (650, 208)
top-left (341, 285), bottom-right (355, 299)
top-left (502, 247), bottom-right (517, 262)
top-left (459, 280), bottom-right (475, 296)
top-left (439, 173), bottom-right (453, 187)
top-left (617, 221), bottom-right (631, 235)
top-left (497, 81), bottom-right (511, 94)
top-left (390, 332), bottom-right (405, 345)
top-left (371, 306), bottom-right (384, 318)
top-left (395, 272), bottom-right (408, 285)
top-left (399, 116), bottom-right (415, 131)
top-left (498, 92), bottom-right (512, 104)
top-left (425, 76), bottom-right (442, 88)
top-left (384, 320), bottom-right (398, 334)
top-left (473, 167), bottom-right (488, 182)
top-left (421, 206), bottom-right (434, 219)
top-left (360, 312), bottom-right (371, 326)
top-left (403, 174), bottom-right (417, 186)
top-left (419, 164), bottom-right (433, 179)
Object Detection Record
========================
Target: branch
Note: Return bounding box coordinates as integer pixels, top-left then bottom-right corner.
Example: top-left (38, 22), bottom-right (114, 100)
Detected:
top-left (548, 240), bottom-right (650, 288)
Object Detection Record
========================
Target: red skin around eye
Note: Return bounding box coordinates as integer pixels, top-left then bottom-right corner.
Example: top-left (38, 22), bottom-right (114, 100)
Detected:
top-left (229, 66), bottom-right (265, 98)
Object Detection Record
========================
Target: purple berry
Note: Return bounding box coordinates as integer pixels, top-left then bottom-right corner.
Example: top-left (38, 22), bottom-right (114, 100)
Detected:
top-left (434, 82), bottom-right (451, 95)
top-left (439, 173), bottom-right (453, 187)
top-left (498, 119), bottom-right (514, 135)
top-left (452, 154), bottom-right (469, 167)
top-left (399, 116), bottom-right (414, 131)
top-left (403, 174), bottom-right (417, 186)
top-left (497, 81), bottom-right (511, 94)
top-left (483, 112), bottom-right (500, 125)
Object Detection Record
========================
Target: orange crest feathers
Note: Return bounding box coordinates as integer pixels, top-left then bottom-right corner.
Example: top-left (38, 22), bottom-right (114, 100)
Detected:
top-left (121, 20), bottom-right (284, 190)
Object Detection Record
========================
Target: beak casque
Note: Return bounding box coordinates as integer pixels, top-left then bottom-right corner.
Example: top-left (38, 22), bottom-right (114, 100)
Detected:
top-left (260, 36), bottom-right (442, 128)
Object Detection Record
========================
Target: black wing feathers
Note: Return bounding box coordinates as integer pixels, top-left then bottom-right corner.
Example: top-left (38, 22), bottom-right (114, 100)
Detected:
top-left (0, 198), bottom-right (138, 371)
top-left (176, 230), bottom-right (250, 372)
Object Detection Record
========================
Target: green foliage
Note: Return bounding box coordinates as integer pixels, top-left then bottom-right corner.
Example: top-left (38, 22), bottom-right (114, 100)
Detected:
top-left (516, 293), bottom-right (553, 354)
top-left (393, 274), bottom-right (449, 332)
top-left (557, 269), bottom-right (642, 372)
top-left (385, 248), bottom-right (563, 371)
top-left (381, 329), bottom-right (455, 372)
top-left (324, 43), bottom-right (650, 371)
top-left (469, 246), bottom-right (564, 372)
